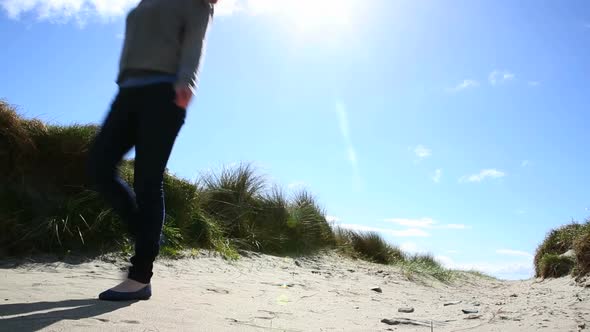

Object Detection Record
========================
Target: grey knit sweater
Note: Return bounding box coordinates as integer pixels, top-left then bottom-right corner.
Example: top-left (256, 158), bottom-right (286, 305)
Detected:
top-left (117, 0), bottom-right (213, 92)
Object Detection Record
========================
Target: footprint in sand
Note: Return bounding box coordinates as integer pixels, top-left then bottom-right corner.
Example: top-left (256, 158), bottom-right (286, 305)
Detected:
top-left (93, 318), bottom-right (110, 323)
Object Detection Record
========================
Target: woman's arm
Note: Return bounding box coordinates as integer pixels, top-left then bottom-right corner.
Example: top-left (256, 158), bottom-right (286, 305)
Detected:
top-left (175, 0), bottom-right (213, 108)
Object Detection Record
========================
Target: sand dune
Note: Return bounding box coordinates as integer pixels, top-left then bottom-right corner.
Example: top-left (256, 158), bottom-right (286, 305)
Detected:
top-left (1, 251), bottom-right (588, 331)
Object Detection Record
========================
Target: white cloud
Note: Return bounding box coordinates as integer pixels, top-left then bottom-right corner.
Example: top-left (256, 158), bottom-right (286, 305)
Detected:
top-left (432, 169), bottom-right (442, 183)
top-left (496, 249), bottom-right (533, 258)
top-left (400, 242), bottom-right (428, 254)
top-left (288, 181), bottom-right (306, 189)
top-left (489, 70), bottom-right (515, 85)
top-left (449, 79), bottom-right (479, 92)
top-left (325, 215), bottom-right (340, 223)
top-left (516, 209), bottom-right (526, 215)
top-left (527, 81), bottom-right (541, 87)
top-left (414, 145), bottom-right (431, 159)
top-left (446, 250), bottom-right (460, 254)
top-left (521, 160), bottom-right (530, 167)
top-left (460, 169), bottom-right (506, 183)
top-left (384, 218), bottom-right (470, 230)
top-left (339, 224), bottom-right (430, 237)
top-left (435, 255), bottom-right (533, 280)
top-left (1, 0), bottom-right (139, 21)
top-left (434, 255), bottom-right (455, 268)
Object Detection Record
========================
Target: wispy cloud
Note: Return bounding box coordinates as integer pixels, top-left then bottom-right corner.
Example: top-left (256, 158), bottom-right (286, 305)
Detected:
top-left (432, 169), bottom-right (442, 183)
top-left (521, 160), bottom-right (530, 167)
top-left (0, 0), bottom-right (242, 21)
top-left (496, 249), bottom-right (533, 258)
top-left (414, 145), bottom-right (431, 159)
top-left (336, 102), bottom-right (361, 188)
top-left (489, 70), bottom-right (515, 85)
top-left (527, 81), bottom-right (541, 87)
top-left (215, 0), bottom-right (241, 16)
top-left (384, 218), bottom-right (470, 230)
top-left (446, 250), bottom-right (460, 254)
top-left (449, 79), bottom-right (479, 92)
top-left (460, 169), bottom-right (506, 183)
top-left (445, 224), bottom-right (469, 229)
top-left (1, 0), bottom-right (139, 22)
top-left (339, 224), bottom-right (430, 237)
top-left (2, 0), bottom-right (360, 25)
top-left (385, 218), bottom-right (436, 228)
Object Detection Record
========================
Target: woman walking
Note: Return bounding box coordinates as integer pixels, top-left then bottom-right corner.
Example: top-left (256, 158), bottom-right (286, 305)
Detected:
top-left (87, 0), bottom-right (215, 301)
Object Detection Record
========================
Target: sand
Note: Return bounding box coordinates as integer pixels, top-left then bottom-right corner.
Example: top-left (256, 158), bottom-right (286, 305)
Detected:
top-left (1, 251), bottom-right (588, 332)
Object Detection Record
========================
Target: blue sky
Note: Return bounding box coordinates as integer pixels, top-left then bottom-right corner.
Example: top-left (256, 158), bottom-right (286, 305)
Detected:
top-left (1, 0), bottom-right (589, 279)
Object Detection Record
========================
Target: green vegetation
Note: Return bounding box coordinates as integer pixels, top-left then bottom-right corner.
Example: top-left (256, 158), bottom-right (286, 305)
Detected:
top-left (538, 253), bottom-right (575, 278)
top-left (0, 101), bottom-right (465, 282)
top-left (461, 270), bottom-right (497, 280)
top-left (400, 253), bottom-right (454, 282)
top-left (534, 220), bottom-right (590, 279)
top-left (0, 101), bottom-right (337, 259)
top-left (333, 227), bottom-right (453, 281)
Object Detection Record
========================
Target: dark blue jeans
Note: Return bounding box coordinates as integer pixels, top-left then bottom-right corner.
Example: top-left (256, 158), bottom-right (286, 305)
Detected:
top-left (87, 83), bottom-right (186, 284)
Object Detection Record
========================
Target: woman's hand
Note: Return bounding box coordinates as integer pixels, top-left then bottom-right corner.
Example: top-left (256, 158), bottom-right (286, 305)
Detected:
top-left (175, 86), bottom-right (193, 109)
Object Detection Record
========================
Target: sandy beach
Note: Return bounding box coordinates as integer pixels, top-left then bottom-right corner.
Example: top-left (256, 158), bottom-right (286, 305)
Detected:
top-left (1, 251), bottom-right (588, 332)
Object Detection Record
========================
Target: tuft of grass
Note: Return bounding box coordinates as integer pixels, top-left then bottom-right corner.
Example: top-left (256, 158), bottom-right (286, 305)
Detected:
top-left (538, 253), bottom-right (575, 278)
top-left (534, 222), bottom-right (584, 277)
top-left (573, 225), bottom-right (590, 277)
top-left (534, 220), bottom-right (590, 279)
top-left (400, 254), bottom-right (453, 283)
top-left (334, 227), bottom-right (404, 264)
top-left (283, 191), bottom-right (334, 253)
top-left (200, 163), bottom-right (264, 240)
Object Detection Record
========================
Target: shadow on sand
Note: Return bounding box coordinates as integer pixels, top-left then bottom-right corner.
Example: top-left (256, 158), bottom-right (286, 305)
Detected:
top-left (0, 298), bottom-right (136, 332)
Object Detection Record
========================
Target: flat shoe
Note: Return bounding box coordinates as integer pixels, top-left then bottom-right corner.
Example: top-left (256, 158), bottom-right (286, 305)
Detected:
top-left (99, 284), bottom-right (151, 301)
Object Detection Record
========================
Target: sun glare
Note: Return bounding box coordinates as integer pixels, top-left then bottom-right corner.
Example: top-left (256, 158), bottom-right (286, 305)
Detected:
top-left (287, 0), bottom-right (353, 30)
top-left (247, 0), bottom-right (357, 37)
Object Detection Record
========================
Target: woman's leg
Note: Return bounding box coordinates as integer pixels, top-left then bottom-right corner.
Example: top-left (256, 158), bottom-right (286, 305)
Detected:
top-left (127, 83), bottom-right (186, 284)
top-left (87, 90), bottom-right (139, 237)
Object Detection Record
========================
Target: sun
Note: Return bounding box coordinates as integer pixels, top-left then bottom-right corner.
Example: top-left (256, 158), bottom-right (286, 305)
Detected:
top-left (247, 0), bottom-right (358, 37)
